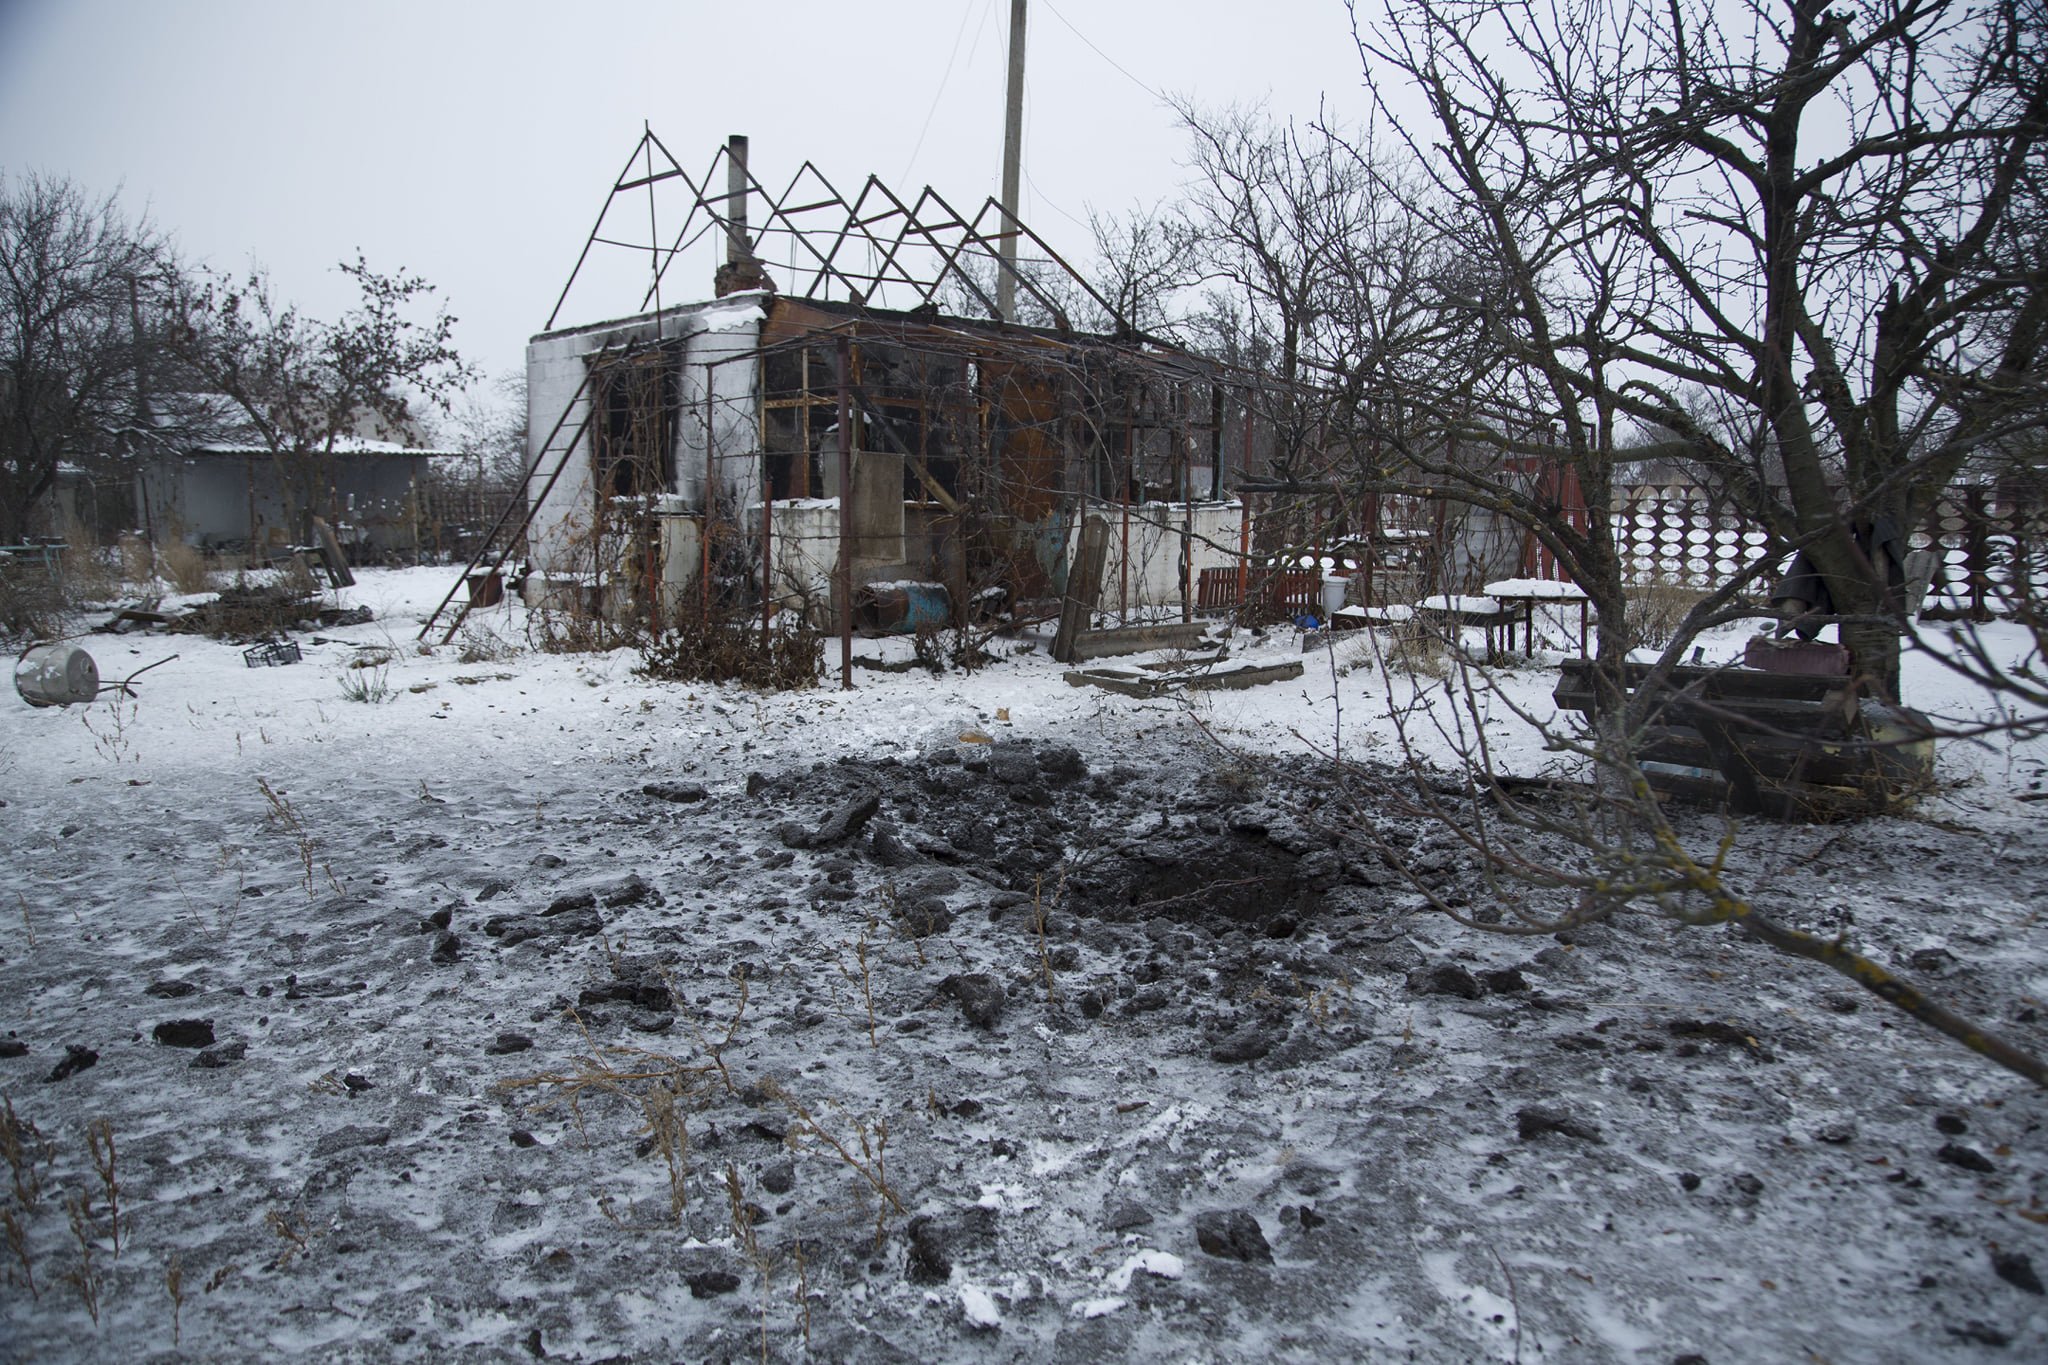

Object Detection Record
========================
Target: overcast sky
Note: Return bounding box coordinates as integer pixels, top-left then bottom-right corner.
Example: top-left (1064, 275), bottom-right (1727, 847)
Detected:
top-left (0, 0), bottom-right (1394, 398)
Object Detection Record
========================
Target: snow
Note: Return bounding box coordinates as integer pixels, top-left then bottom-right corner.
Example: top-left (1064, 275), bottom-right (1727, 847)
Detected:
top-left (189, 436), bottom-right (461, 458)
top-left (959, 1282), bottom-right (1003, 1328)
top-left (1483, 577), bottom-right (1593, 600)
top-left (1106, 1249), bottom-right (1183, 1291)
top-left (1, 566), bottom-right (2044, 1360)
top-left (696, 301), bottom-right (766, 334)
top-left (1416, 593), bottom-right (1510, 615)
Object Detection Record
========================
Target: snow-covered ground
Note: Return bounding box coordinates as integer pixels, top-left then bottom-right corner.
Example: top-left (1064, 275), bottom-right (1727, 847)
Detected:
top-left (2, 567), bottom-right (2044, 1362)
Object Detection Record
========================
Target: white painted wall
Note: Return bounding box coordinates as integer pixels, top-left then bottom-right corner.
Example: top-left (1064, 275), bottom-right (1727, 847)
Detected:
top-left (761, 497), bottom-right (838, 611)
top-left (523, 293), bottom-right (766, 581)
top-left (747, 496), bottom-right (1247, 622)
top-left (1076, 499), bottom-right (1246, 615)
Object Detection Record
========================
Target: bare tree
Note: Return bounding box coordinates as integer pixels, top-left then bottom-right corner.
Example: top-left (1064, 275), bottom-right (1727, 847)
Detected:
top-left (1353, 0), bottom-right (2048, 698)
top-left (1317, 0), bottom-right (2048, 1085)
top-left (1167, 99), bottom-right (1379, 486)
top-left (176, 255), bottom-right (474, 545)
top-left (443, 369), bottom-right (527, 490)
top-left (0, 173), bottom-right (175, 543)
top-left (1084, 204), bottom-right (1196, 339)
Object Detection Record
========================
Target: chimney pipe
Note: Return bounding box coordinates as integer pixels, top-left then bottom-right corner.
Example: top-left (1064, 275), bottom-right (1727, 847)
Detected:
top-left (726, 134), bottom-right (750, 264)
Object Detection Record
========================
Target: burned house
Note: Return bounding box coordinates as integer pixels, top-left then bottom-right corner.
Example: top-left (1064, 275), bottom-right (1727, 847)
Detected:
top-left (419, 132), bottom-right (1530, 660)
top-left (469, 133), bottom-right (1254, 646)
top-left (521, 292), bottom-right (1251, 629)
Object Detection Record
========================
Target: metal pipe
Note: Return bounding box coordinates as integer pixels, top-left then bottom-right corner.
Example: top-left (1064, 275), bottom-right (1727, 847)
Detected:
top-left (1120, 389), bottom-right (1133, 621)
top-left (837, 336), bottom-right (853, 689)
top-left (1237, 401), bottom-right (1252, 608)
top-left (701, 362), bottom-right (714, 621)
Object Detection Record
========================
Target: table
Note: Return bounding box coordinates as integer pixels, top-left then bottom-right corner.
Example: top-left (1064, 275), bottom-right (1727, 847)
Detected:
top-left (1482, 578), bottom-right (1591, 657)
top-left (1415, 594), bottom-right (1521, 662)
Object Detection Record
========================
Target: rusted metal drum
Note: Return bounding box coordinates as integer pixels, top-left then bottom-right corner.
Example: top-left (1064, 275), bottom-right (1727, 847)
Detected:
top-left (15, 644), bottom-right (99, 707)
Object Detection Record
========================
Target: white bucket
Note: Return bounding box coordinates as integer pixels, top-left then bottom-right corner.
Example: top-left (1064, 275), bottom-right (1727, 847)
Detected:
top-left (1318, 575), bottom-right (1349, 618)
top-left (15, 644), bottom-right (99, 707)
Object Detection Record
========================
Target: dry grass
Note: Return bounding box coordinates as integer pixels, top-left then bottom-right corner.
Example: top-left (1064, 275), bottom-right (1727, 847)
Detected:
top-left (758, 1079), bottom-right (903, 1249)
top-left (117, 534), bottom-right (154, 587)
top-left (1624, 581), bottom-right (1709, 650)
top-left (2, 1094), bottom-right (48, 1210)
top-left (456, 622), bottom-right (519, 664)
top-left (835, 919), bottom-right (881, 1049)
top-left (0, 563), bottom-right (64, 643)
top-left (1366, 621), bottom-right (1452, 680)
top-left (85, 1118), bottom-right (119, 1259)
top-left (256, 777), bottom-right (340, 895)
top-left (165, 1252), bottom-right (184, 1346)
top-left (60, 1192), bottom-right (100, 1325)
top-left (58, 527), bottom-right (119, 604)
top-left (158, 541), bottom-right (219, 596)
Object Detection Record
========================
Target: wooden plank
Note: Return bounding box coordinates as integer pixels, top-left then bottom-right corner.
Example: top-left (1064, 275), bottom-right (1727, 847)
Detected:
top-left (1637, 727), bottom-right (1892, 788)
top-left (1063, 657), bottom-right (1303, 698)
top-left (1052, 516), bottom-right (1110, 663)
top-left (1067, 622), bottom-right (1210, 662)
top-left (310, 517), bottom-right (355, 588)
top-left (1556, 658), bottom-right (1842, 710)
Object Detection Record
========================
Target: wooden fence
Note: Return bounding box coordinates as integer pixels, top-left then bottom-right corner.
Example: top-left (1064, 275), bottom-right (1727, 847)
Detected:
top-left (1197, 567), bottom-right (1319, 619)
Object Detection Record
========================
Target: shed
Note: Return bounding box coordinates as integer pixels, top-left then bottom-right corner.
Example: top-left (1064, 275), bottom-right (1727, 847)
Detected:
top-left (135, 438), bottom-right (463, 558)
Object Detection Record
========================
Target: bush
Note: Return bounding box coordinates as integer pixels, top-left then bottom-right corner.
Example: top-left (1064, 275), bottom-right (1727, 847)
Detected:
top-left (638, 613), bottom-right (821, 690)
top-left (58, 529), bottom-right (119, 605)
top-left (456, 622), bottom-right (519, 664)
top-left (0, 561), bottom-right (63, 643)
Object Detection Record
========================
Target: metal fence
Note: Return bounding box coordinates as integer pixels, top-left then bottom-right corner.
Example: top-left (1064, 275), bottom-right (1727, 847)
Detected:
top-left (1614, 498), bottom-right (1772, 589)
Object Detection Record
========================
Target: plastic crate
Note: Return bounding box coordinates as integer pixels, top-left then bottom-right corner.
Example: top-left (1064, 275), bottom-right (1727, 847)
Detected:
top-left (244, 640), bottom-right (302, 668)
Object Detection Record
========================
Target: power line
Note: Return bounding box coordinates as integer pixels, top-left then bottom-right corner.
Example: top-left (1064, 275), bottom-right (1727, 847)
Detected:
top-left (902, 0), bottom-right (989, 184)
top-left (1040, 0), bottom-right (1165, 103)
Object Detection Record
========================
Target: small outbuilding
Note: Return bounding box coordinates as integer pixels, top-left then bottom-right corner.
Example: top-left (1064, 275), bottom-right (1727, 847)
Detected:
top-left (134, 437), bottom-right (462, 559)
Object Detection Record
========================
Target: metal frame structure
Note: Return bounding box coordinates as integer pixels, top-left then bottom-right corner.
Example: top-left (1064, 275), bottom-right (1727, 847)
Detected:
top-left (544, 127), bottom-right (1142, 339)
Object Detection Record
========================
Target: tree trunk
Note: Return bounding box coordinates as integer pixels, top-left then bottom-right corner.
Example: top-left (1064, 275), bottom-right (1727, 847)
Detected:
top-left (1840, 617), bottom-right (1902, 704)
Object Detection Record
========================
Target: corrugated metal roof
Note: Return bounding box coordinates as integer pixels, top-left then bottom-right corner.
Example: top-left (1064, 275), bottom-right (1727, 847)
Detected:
top-left (185, 438), bottom-right (464, 459)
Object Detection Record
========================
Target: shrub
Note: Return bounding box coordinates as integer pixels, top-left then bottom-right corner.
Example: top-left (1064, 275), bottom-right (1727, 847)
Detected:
top-left (638, 613), bottom-right (821, 690)
top-left (0, 563), bottom-right (63, 643)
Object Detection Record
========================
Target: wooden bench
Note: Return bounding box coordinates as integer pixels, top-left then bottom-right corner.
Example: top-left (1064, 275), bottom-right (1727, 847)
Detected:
top-left (1552, 658), bottom-right (1934, 820)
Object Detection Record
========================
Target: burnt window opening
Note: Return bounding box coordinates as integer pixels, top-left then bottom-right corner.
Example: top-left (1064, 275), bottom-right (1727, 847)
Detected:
top-left (590, 347), bottom-right (679, 502)
top-left (762, 402), bottom-right (825, 501)
top-left (764, 442), bottom-right (822, 502)
top-left (760, 344), bottom-right (835, 501)
top-left (909, 451), bottom-right (961, 504)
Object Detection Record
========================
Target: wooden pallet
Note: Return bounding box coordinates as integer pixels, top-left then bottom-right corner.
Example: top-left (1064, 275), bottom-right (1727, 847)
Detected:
top-left (1553, 659), bottom-right (1934, 820)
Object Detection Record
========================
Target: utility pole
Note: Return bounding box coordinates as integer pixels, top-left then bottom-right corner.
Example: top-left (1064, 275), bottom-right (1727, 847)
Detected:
top-left (997, 0), bottom-right (1027, 323)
